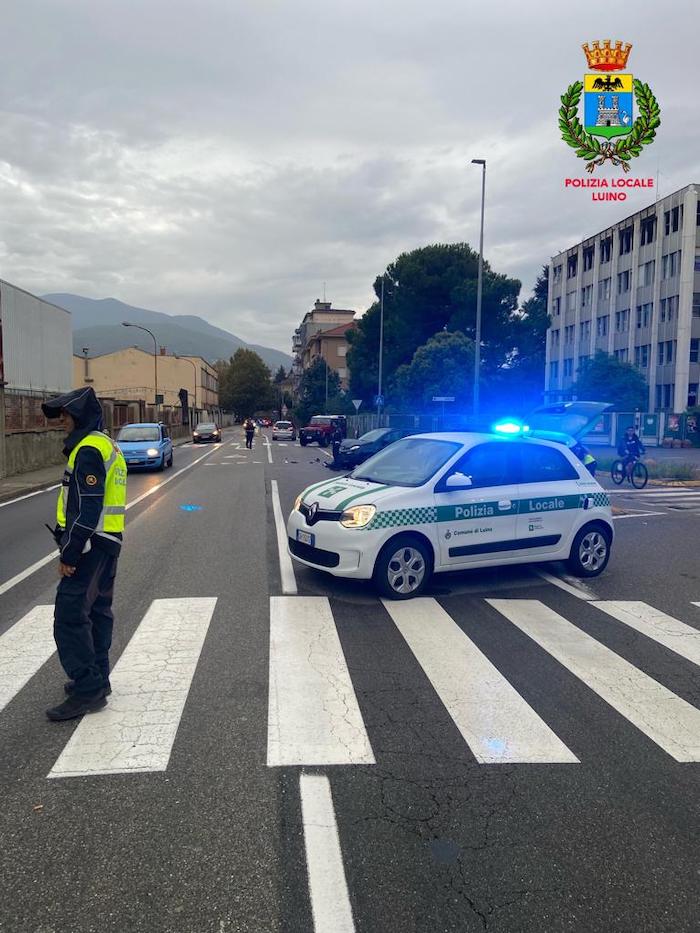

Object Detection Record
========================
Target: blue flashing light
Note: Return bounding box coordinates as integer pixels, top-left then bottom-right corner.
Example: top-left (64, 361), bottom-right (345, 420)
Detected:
top-left (493, 420), bottom-right (524, 435)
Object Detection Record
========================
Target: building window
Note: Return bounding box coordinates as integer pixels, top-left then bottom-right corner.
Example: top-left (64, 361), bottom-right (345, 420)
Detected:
top-left (636, 303), bottom-right (653, 328)
top-left (550, 329), bottom-right (560, 349)
top-left (617, 270), bottom-right (630, 294)
top-left (598, 277), bottom-right (611, 301)
top-left (600, 237), bottom-right (612, 263)
top-left (614, 348), bottom-right (628, 362)
top-left (667, 295), bottom-right (678, 320)
top-left (634, 345), bottom-right (649, 368)
top-left (666, 340), bottom-right (674, 364)
top-left (563, 358), bottom-right (573, 378)
top-left (581, 284), bottom-right (593, 308)
top-left (615, 309), bottom-right (629, 332)
top-left (660, 298), bottom-right (667, 322)
top-left (338, 346), bottom-right (347, 357)
top-left (564, 324), bottom-right (575, 344)
top-left (656, 385), bottom-right (662, 409)
top-left (580, 320), bottom-right (591, 341)
top-left (662, 250), bottom-right (681, 279)
top-left (550, 360), bottom-right (559, 381)
top-left (583, 246), bottom-right (595, 271)
top-left (638, 260), bottom-right (655, 287)
top-left (691, 339), bottom-right (699, 363)
top-left (566, 291), bottom-right (576, 312)
top-left (693, 293), bottom-right (700, 317)
top-left (338, 367), bottom-right (347, 379)
top-left (552, 296), bottom-right (561, 316)
top-left (697, 202), bottom-right (700, 227)
top-left (658, 341), bottom-right (664, 365)
top-left (664, 384), bottom-right (674, 409)
top-left (664, 207), bottom-right (681, 235)
top-left (596, 315), bottom-right (609, 337)
top-left (567, 254), bottom-right (578, 278)
top-left (689, 384), bottom-right (698, 407)
top-left (553, 264), bottom-right (562, 284)
top-left (694, 256), bottom-right (700, 273)
top-left (640, 216), bottom-right (656, 245)
top-left (618, 226), bottom-right (633, 255)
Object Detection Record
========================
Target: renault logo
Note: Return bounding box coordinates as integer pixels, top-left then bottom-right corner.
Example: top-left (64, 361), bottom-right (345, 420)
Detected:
top-left (308, 502), bottom-right (319, 525)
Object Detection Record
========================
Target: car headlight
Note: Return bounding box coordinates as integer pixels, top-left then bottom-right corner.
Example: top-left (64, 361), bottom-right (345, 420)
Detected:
top-left (340, 504), bottom-right (376, 528)
top-left (349, 445), bottom-right (360, 451)
top-left (146, 448), bottom-right (159, 457)
top-left (193, 431), bottom-right (199, 436)
top-left (294, 493), bottom-right (303, 512)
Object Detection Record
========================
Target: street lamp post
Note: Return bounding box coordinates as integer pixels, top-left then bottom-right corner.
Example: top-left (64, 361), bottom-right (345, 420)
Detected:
top-left (122, 322), bottom-right (158, 410)
top-left (174, 355), bottom-right (198, 423)
top-left (471, 159), bottom-right (486, 418)
top-left (377, 274), bottom-right (385, 417)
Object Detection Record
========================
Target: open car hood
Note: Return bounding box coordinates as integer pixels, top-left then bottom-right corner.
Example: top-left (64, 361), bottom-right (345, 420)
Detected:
top-left (527, 401), bottom-right (612, 440)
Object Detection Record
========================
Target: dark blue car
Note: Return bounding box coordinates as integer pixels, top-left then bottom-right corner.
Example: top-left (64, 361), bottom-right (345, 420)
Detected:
top-left (117, 422), bottom-right (173, 471)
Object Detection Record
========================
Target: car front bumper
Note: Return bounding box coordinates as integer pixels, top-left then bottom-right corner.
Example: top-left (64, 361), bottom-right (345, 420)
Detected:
top-left (286, 507), bottom-right (379, 578)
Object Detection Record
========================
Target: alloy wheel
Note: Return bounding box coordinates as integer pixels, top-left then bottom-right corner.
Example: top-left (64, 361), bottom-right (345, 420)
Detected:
top-left (387, 546), bottom-right (426, 595)
top-left (578, 531), bottom-right (608, 572)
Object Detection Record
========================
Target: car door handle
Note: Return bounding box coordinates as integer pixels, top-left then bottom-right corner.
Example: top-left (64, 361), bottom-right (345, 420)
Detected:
top-left (497, 499), bottom-right (512, 510)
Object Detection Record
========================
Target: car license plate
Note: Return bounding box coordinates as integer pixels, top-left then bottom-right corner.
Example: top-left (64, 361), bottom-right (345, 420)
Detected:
top-left (296, 529), bottom-right (315, 547)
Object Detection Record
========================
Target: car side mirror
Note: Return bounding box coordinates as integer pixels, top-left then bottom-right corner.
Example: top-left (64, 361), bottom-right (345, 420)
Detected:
top-left (445, 472), bottom-right (472, 490)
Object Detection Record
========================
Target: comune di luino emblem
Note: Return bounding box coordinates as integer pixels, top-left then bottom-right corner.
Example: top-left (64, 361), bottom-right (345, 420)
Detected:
top-left (559, 40), bottom-right (660, 173)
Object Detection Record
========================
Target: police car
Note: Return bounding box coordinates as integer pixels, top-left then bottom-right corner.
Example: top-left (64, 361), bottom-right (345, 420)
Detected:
top-left (287, 413), bottom-right (613, 599)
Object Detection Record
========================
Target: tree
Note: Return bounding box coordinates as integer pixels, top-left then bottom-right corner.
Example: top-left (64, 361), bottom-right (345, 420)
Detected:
top-left (273, 365), bottom-right (287, 384)
top-left (293, 358), bottom-right (342, 426)
top-left (218, 348), bottom-right (274, 417)
top-left (572, 351), bottom-right (648, 411)
top-left (346, 243), bottom-right (521, 405)
top-left (391, 330), bottom-right (475, 409)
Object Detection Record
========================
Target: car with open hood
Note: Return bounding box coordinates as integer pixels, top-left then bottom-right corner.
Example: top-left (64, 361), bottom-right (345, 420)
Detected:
top-left (287, 421), bottom-right (613, 599)
top-left (117, 422), bottom-right (173, 470)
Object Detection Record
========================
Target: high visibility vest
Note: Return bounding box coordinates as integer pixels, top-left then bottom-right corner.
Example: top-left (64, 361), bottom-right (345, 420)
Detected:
top-left (583, 452), bottom-right (596, 465)
top-left (57, 431), bottom-right (127, 533)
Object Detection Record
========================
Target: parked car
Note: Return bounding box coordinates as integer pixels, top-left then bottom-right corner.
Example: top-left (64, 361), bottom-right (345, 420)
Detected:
top-left (193, 422), bottom-right (222, 443)
top-left (272, 420), bottom-right (296, 441)
top-left (288, 424), bottom-right (613, 599)
top-left (299, 415), bottom-right (347, 447)
top-left (336, 427), bottom-right (411, 468)
top-left (117, 422), bottom-right (173, 471)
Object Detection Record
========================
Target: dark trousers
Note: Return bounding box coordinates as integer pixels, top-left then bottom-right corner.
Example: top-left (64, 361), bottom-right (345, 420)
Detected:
top-left (245, 431), bottom-right (254, 449)
top-left (54, 546), bottom-right (118, 696)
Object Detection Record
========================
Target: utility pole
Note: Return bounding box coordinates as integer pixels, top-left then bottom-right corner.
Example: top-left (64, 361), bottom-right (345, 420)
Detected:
top-left (471, 159), bottom-right (486, 417)
top-left (377, 273), bottom-right (385, 415)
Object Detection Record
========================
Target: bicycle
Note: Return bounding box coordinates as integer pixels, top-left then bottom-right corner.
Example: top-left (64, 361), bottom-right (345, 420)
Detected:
top-left (611, 457), bottom-right (648, 489)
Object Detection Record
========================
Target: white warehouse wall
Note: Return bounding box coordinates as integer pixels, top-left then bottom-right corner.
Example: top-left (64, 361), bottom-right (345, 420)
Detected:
top-left (1, 280), bottom-right (73, 392)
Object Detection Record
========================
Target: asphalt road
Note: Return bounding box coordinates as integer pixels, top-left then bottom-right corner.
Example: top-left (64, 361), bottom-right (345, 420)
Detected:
top-left (1, 429), bottom-right (699, 933)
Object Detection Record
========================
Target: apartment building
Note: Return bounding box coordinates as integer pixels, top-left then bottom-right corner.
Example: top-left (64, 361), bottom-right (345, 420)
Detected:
top-left (291, 299), bottom-right (356, 389)
top-left (546, 184), bottom-right (700, 411)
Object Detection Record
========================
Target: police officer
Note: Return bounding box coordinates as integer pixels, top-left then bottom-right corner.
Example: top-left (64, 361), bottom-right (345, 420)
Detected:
top-left (41, 387), bottom-right (127, 721)
top-left (331, 422), bottom-right (343, 468)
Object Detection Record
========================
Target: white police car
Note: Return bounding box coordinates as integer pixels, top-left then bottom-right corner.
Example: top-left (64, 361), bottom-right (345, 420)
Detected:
top-left (287, 423), bottom-right (613, 599)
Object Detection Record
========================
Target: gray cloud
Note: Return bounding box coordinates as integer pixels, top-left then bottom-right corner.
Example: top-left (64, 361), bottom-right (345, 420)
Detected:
top-left (0, 0), bottom-right (698, 352)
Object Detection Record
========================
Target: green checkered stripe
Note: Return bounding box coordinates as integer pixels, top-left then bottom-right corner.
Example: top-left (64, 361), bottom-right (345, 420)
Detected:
top-left (366, 506), bottom-right (437, 530)
top-left (589, 492), bottom-right (610, 508)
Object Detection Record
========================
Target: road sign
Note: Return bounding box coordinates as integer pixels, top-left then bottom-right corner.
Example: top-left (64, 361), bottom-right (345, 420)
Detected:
top-left (155, 394), bottom-right (164, 405)
top-left (374, 394), bottom-right (384, 408)
top-left (352, 399), bottom-right (363, 412)
top-left (432, 396), bottom-right (455, 402)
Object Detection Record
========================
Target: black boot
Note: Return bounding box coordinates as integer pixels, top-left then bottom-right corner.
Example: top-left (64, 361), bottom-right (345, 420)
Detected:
top-left (46, 691), bottom-right (107, 721)
top-left (64, 680), bottom-right (112, 697)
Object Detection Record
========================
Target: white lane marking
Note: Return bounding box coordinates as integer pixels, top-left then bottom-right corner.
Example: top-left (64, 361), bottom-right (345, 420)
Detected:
top-left (267, 597), bottom-right (374, 766)
top-left (278, 443), bottom-right (288, 447)
top-left (594, 601), bottom-right (700, 666)
top-left (607, 489), bottom-right (700, 496)
top-left (49, 598), bottom-right (217, 777)
top-left (489, 599), bottom-right (700, 762)
top-left (300, 773), bottom-right (356, 933)
top-left (383, 599), bottom-right (577, 764)
top-left (264, 436), bottom-right (273, 464)
top-left (270, 480), bottom-right (297, 596)
top-left (0, 483), bottom-right (61, 509)
top-left (0, 446), bottom-right (218, 598)
top-left (613, 511), bottom-right (666, 520)
top-left (0, 605), bottom-right (55, 713)
top-left (534, 568), bottom-right (596, 601)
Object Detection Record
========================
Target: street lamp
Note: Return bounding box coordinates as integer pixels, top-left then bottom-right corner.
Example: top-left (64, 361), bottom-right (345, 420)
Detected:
top-left (377, 273), bottom-right (385, 416)
top-left (471, 158), bottom-right (486, 417)
top-left (174, 354), bottom-right (198, 413)
top-left (122, 322), bottom-right (158, 408)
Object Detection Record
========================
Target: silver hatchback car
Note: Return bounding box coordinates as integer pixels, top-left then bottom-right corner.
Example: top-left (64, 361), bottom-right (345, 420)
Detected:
top-left (272, 420), bottom-right (296, 441)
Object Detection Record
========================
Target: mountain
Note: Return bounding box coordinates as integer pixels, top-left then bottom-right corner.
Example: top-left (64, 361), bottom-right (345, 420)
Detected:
top-left (43, 294), bottom-right (292, 372)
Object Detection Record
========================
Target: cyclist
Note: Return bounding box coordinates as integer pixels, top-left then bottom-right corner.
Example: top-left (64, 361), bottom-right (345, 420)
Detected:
top-left (617, 426), bottom-right (645, 479)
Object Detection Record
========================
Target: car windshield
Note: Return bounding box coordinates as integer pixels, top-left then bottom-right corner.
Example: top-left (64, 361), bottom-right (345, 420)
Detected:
top-left (310, 417), bottom-right (333, 425)
top-left (358, 429), bottom-right (388, 442)
top-left (351, 438), bottom-right (461, 486)
top-left (275, 422), bottom-right (292, 428)
top-left (118, 426), bottom-right (160, 442)
top-left (196, 423), bottom-right (216, 431)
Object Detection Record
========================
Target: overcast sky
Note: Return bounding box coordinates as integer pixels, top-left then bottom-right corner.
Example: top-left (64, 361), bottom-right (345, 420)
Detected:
top-left (1, 0), bottom-right (698, 353)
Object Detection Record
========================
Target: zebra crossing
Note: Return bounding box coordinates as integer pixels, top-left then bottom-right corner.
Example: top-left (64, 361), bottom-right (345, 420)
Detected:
top-left (611, 487), bottom-right (700, 514)
top-left (2, 591), bottom-right (700, 778)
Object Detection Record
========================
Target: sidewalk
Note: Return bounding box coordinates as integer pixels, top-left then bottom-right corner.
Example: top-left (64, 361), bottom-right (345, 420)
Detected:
top-left (591, 445), bottom-right (700, 461)
top-left (0, 433), bottom-right (196, 505)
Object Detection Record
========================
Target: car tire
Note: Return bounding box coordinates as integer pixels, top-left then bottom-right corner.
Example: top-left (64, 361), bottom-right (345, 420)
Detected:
top-left (300, 437), bottom-right (308, 447)
top-left (167, 451), bottom-right (173, 468)
top-left (158, 455), bottom-right (165, 472)
top-left (566, 522), bottom-right (612, 578)
top-left (373, 533), bottom-right (433, 600)
top-left (320, 437), bottom-right (329, 448)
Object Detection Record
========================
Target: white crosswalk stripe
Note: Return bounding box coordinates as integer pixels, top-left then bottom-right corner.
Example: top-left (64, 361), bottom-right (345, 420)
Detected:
top-left (489, 599), bottom-right (700, 762)
top-left (0, 605), bottom-right (55, 713)
top-left (594, 601), bottom-right (700, 666)
top-left (48, 598), bottom-right (217, 778)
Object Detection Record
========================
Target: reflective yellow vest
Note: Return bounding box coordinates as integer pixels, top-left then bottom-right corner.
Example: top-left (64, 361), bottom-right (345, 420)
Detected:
top-left (56, 431), bottom-right (127, 533)
top-left (583, 452), bottom-right (596, 466)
